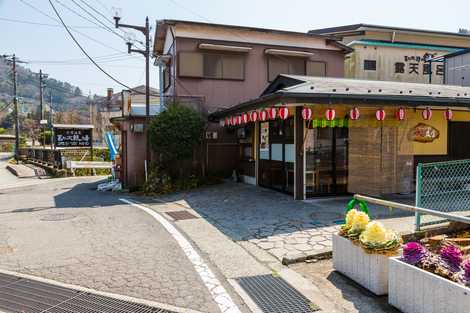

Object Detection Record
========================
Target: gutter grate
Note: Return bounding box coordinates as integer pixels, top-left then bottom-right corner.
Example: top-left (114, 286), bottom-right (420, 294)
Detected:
top-left (165, 211), bottom-right (198, 221)
top-left (236, 274), bottom-right (320, 313)
top-left (0, 272), bottom-right (176, 313)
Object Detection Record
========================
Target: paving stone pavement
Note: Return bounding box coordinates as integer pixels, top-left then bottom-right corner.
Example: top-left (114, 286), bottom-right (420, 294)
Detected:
top-left (0, 178), bottom-right (223, 313)
top-left (152, 182), bottom-right (413, 262)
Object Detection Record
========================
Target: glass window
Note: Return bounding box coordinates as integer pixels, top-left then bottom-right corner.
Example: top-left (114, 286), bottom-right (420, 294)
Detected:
top-left (268, 56), bottom-right (306, 81)
top-left (163, 65), bottom-right (170, 91)
top-left (284, 144), bottom-right (295, 163)
top-left (179, 52), bottom-right (244, 80)
top-left (364, 60), bottom-right (377, 71)
top-left (260, 122), bottom-right (269, 160)
top-left (306, 61), bottom-right (326, 76)
top-left (179, 52), bottom-right (203, 77)
top-left (271, 144), bottom-right (283, 161)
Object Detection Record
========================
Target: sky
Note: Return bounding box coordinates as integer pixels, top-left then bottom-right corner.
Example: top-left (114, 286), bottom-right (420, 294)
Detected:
top-left (1, 0), bottom-right (469, 96)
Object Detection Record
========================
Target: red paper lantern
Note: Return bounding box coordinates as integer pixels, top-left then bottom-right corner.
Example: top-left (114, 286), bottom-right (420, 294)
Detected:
top-left (376, 109), bottom-right (386, 121)
top-left (395, 107), bottom-right (406, 121)
top-left (279, 107), bottom-right (289, 120)
top-left (230, 116), bottom-right (236, 126)
top-left (250, 111), bottom-right (259, 122)
top-left (242, 112), bottom-right (249, 124)
top-left (268, 107), bottom-right (278, 119)
top-left (302, 107), bottom-right (312, 120)
top-left (225, 117), bottom-right (230, 126)
top-left (236, 115), bottom-right (242, 125)
top-left (325, 108), bottom-right (336, 121)
top-left (350, 107), bottom-right (360, 120)
top-left (422, 107), bottom-right (432, 120)
top-left (260, 110), bottom-right (268, 121)
top-left (444, 108), bottom-right (453, 121)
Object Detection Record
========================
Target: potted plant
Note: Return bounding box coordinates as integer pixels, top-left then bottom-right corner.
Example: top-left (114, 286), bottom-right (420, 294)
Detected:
top-left (389, 242), bottom-right (470, 313)
top-left (333, 209), bottom-right (400, 295)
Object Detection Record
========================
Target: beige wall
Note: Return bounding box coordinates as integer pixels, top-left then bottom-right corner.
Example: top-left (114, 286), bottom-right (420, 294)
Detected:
top-left (345, 44), bottom-right (448, 83)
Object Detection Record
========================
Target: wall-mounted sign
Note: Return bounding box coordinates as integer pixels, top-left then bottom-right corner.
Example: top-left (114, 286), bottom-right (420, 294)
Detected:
top-left (408, 123), bottom-right (440, 143)
top-left (54, 128), bottom-right (92, 147)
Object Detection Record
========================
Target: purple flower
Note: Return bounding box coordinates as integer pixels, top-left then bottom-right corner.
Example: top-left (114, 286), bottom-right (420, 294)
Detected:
top-left (402, 242), bottom-right (427, 265)
top-left (440, 245), bottom-right (463, 272)
top-left (463, 260), bottom-right (470, 283)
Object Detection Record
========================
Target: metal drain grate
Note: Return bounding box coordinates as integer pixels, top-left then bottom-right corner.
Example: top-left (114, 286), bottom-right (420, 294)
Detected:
top-left (236, 274), bottom-right (320, 313)
top-left (0, 272), bottom-right (176, 313)
top-left (165, 210), bottom-right (198, 221)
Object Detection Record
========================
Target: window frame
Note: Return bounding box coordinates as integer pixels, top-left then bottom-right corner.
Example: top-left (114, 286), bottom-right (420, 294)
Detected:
top-left (162, 63), bottom-right (171, 92)
top-left (363, 59), bottom-right (377, 71)
top-left (177, 51), bottom-right (246, 81)
top-left (267, 56), bottom-right (328, 82)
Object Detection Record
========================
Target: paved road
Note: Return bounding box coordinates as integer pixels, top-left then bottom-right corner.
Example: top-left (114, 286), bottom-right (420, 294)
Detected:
top-left (0, 176), bottom-right (227, 312)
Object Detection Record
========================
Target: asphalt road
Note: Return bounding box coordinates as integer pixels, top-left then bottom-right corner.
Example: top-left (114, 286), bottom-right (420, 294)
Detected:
top-left (0, 175), bottom-right (224, 312)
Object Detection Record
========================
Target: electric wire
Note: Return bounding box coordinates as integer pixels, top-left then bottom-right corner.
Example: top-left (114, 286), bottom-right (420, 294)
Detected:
top-left (48, 0), bottom-right (158, 96)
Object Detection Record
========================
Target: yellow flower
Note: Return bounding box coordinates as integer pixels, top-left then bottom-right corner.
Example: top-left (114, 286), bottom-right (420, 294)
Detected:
top-left (350, 211), bottom-right (369, 233)
top-left (361, 221), bottom-right (386, 244)
top-left (344, 209), bottom-right (358, 229)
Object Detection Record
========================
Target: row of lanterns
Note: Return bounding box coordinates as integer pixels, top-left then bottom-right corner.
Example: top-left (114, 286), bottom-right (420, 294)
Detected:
top-left (223, 106), bottom-right (455, 126)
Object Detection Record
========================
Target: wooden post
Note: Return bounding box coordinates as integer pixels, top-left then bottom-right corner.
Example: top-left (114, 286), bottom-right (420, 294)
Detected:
top-left (294, 107), bottom-right (304, 200)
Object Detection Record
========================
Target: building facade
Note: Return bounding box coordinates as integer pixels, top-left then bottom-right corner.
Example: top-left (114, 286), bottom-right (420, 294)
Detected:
top-left (444, 49), bottom-right (470, 86)
top-left (309, 24), bottom-right (470, 84)
top-left (153, 20), bottom-right (351, 183)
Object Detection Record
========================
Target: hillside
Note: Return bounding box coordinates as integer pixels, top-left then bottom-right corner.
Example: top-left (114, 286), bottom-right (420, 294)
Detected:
top-left (0, 57), bottom-right (91, 120)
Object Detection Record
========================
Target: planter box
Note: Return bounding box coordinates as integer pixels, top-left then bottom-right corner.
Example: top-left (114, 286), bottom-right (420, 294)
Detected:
top-left (332, 233), bottom-right (390, 295)
top-left (389, 257), bottom-right (470, 313)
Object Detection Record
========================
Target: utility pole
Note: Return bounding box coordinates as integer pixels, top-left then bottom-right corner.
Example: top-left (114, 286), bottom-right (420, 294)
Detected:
top-left (38, 70), bottom-right (48, 148)
top-left (114, 14), bottom-right (151, 170)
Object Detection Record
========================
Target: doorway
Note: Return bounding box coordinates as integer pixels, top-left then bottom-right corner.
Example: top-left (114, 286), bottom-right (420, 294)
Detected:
top-left (305, 126), bottom-right (348, 197)
top-left (258, 118), bottom-right (295, 194)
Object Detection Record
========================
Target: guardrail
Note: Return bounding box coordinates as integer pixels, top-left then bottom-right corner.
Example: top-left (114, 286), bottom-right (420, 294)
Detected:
top-left (353, 194), bottom-right (470, 228)
top-left (66, 160), bottom-right (112, 176)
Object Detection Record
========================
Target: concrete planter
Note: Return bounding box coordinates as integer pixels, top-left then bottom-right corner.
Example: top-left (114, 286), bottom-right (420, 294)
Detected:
top-left (332, 233), bottom-right (390, 295)
top-left (389, 257), bottom-right (470, 313)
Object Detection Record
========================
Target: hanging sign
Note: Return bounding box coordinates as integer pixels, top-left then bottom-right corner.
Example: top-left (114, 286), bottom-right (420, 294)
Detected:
top-left (444, 108), bottom-right (453, 121)
top-left (260, 110), bottom-right (268, 121)
top-left (396, 107), bottom-right (406, 121)
top-left (302, 107), bottom-right (312, 120)
top-left (408, 123), bottom-right (440, 143)
top-left (325, 109), bottom-right (336, 121)
top-left (422, 107), bottom-right (432, 120)
top-left (278, 107), bottom-right (289, 120)
top-left (375, 109), bottom-right (386, 121)
top-left (268, 107), bottom-right (277, 120)
top-left (350, 107), bottom-right (360, 120)
top-left (250, 111), bottom-right (259, 122)
top-left (242, 112), bottom-right (249, 124)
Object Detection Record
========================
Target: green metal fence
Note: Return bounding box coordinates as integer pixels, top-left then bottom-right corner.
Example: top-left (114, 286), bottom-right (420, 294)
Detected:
top-left (416, 159), bottom-right (470, 230)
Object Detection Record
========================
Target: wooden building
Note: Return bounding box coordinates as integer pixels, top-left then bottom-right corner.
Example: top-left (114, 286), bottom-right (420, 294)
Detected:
top-left (212, 75), bottom-right (470, 199)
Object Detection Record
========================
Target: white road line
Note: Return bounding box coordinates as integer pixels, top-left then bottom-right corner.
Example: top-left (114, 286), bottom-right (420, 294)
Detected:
top-left (119, 198), bottom-right (242, 313)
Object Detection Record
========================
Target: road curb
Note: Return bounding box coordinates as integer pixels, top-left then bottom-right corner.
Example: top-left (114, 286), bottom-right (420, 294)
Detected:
top-left (281, 249), bottom-right (333, 265)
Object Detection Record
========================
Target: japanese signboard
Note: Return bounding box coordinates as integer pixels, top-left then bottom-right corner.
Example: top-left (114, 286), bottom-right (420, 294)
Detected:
top-left (54, 128), bottom-right (92, 148)
top-left (408, 123), bottom-right (440, 143)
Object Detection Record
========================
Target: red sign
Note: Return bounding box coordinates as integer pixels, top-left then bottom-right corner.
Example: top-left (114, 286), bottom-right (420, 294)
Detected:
top-left (444, 108), bottom-right (453, 121)
top-left (260, 110), bottom-right (268, 121)
top-left (350, 107), bottom-right (360, 120)
top-left (422, 107), bottom-right (432, 120)
top-left (250, 111), bottom-right (259, 122)
top-left (396, 107), bottom-right (406, 121)
top-left (278, 107), bottom-right (289, 120)
top-left (302, 107), bottom-right (312, 120)
top-left (325, 109), bottom-right (336, 121)
top-left (376, 109), bottom-right (386, 121)
top-left (242, 112), bottom-right (249, 124)
top-left (268, 107), bottom-right (278, 120)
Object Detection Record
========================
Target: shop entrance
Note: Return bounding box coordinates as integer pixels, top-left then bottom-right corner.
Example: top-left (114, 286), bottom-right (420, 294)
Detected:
top-left (305, 126), bottom-right (348, 197)
top-left (258, 118), bottom-right (295, 194)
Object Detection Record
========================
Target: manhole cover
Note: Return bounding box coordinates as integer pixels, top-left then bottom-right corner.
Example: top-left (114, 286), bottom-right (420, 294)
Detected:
top-left (0, 272), bottom-right (176, 313)
top-left (165, 210), bottom-right (198, 221)
top-left (40, 213), bottom-right (76, 222)
top-left (236, 274), bottom-right (320, 313)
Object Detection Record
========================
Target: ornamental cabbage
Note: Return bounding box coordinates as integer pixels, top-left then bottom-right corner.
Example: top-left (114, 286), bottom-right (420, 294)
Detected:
top-left (402, 242), bottom-right (427, 265)
top-left (359, 221), bottom-right (400, 251)
top-left (344, 209), bottom-right (358, 230)
top-left (347, 211), bottom-right (370, 238)
top-left (440, 245), bottom-right (463, 272)
top-left (463, 260), bottom-right (470, 285)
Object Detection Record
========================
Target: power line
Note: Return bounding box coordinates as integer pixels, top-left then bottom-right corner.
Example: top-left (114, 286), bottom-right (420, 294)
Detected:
top-left (0, 16), bottom-right (94, 28)
top-left (48, 0), bottom-right (158, 96)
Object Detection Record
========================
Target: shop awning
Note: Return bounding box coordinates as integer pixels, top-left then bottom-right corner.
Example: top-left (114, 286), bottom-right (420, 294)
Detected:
top-left (198, 43), bottom-right (252, 53)
top-left (264, 49), bottom-right (314, 58)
